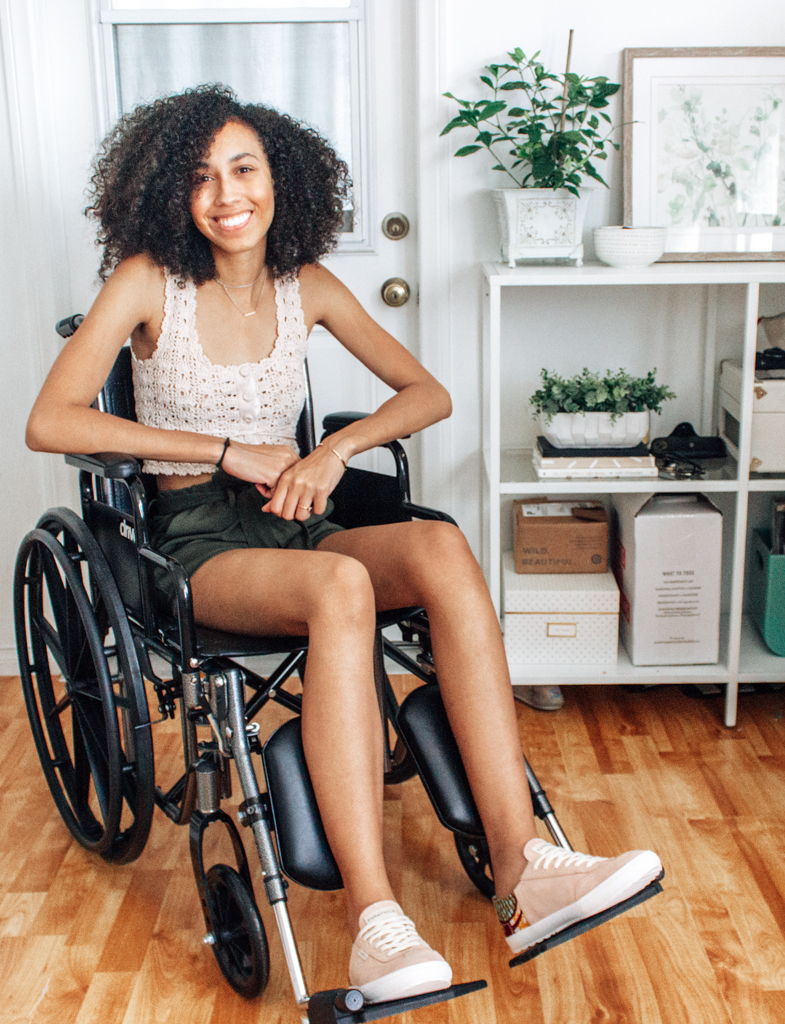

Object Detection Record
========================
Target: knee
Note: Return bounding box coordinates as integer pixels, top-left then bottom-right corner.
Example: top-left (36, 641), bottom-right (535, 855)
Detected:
top-left (406, 521), bottom-right (478, 585)
top-left (308, 553), bottom-right (376, 626)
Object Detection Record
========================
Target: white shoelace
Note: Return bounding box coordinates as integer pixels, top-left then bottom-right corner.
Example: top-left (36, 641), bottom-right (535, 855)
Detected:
top-left (530, 841), bottom-right (606, 872)
top-left (358, 913), bottom-right (421, 958)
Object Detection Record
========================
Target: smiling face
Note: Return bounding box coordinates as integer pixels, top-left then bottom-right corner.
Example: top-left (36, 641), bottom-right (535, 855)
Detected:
top-left (189, 119), bottom-right (275, 261)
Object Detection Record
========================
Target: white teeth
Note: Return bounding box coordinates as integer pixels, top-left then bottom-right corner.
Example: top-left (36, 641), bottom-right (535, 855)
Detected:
top-left (217, 211), bottom-right (251, 228)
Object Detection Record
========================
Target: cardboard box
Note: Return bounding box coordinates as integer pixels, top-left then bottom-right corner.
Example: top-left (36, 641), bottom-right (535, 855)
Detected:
top-left (513, 498), bottom-right (608, 573)
top-left (611, 493), bottom-right (722, 666)
top-left (503, 552), bottom-right (619, 665)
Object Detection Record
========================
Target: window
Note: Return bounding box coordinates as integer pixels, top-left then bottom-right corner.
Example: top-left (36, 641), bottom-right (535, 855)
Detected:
top-left (97, 1), bottom-right (369, 245)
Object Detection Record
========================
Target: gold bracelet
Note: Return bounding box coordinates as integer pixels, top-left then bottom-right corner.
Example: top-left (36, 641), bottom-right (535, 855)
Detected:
top-left (318, 442), bottom-right (347, 469)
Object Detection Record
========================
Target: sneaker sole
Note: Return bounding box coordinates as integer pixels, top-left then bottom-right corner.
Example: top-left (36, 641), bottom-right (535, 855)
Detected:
top-left (506, 850), bottom-right (662, 954)
top-left (355, 961), bottom-right (453, 1004)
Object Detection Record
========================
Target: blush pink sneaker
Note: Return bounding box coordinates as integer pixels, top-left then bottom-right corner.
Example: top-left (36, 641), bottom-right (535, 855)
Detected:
top-left (494, 839), bottom-right (663, 954)
top-left (348, 900), bottom-right (452, 1003)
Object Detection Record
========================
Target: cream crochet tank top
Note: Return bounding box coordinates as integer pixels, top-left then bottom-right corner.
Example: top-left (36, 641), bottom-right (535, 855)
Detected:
top-left (132, 271), bottom-right (308, 475)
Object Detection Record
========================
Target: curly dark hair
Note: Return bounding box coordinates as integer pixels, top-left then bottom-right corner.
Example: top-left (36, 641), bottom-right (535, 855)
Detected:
top-left (85, 84), bottom-right (351, 283)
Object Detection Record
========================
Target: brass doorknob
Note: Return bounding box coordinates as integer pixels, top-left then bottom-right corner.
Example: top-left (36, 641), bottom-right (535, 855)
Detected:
top-left (381, 278), bottom-right (410, 307)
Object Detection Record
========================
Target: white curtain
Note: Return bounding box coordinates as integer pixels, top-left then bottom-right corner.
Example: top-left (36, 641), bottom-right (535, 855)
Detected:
top-left (114, 22), bottom-right (353, 174)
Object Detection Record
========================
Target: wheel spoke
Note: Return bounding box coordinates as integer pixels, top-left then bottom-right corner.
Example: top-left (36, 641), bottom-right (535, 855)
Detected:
top-left (31, 607), bottom-right (68, 679)
top-left (49, 692), bottom-right (73, 718)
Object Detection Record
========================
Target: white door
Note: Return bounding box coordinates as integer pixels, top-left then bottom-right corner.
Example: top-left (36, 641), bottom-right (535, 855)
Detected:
top-left (97, 0), bottom-right (419, 477)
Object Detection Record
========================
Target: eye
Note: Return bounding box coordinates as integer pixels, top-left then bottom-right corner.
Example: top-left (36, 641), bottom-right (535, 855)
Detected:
top-left (237, 165), bottom-right (255, 174)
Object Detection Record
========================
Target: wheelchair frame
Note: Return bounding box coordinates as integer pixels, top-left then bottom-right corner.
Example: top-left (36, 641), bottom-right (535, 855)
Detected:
top-left (14, 321), bottom-right (662, 1023)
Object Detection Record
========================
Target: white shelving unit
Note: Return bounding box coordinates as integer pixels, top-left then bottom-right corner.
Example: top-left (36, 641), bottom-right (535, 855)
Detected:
top-left (482, 260), bottom-right (785, 727)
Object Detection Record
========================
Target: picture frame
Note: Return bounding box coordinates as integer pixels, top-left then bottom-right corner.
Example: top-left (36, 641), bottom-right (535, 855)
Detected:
top-left (622, 47), bottom-right (785, 261)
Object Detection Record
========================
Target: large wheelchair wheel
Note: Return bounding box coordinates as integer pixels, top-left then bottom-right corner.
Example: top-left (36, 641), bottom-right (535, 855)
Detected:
top-left (205, 863), bottom-right (270, 999)
top-left (14, 508), bottom-right (154, 863)
top-left (454, 834), bottom-right (494, 899)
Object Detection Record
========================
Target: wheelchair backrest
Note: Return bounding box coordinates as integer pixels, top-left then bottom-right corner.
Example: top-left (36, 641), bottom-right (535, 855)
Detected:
top-left (71, 328), bottom-right (317, 622)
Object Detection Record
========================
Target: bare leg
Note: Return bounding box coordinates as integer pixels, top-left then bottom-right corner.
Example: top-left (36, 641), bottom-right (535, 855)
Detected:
top-left (190, 547), bottom-right (395, 936)
top-left (319, 521), bottom-right (536, 897)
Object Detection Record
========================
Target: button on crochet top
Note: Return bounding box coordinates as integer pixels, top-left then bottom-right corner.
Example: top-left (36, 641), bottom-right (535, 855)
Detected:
top-left (131, 271), bottom-right (308, 475)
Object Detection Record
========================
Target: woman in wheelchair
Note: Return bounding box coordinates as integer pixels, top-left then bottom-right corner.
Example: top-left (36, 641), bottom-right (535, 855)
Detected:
top-left (26, 85), bottom-right (662, 1005)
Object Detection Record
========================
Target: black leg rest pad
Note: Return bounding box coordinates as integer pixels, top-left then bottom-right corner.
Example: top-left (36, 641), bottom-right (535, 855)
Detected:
top-left (262, 717), bottom-right (343, 891)
top-left (396, 684), bottom-right (485, 839)
top-left (509, 875), bottom-right (664, 968)
top-left (308, 981), bottom-right (488, 1024)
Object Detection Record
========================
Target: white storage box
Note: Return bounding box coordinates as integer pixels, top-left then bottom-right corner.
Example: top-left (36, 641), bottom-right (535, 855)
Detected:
top-left (502, 552), bottom-right (619, 666)
top-left (612, 493), bottom-right (722, 666)
top-left (719, 360), bottom-right (785, 473)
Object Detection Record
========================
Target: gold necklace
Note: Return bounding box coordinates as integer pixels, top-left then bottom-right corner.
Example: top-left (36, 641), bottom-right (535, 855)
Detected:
top-left (216, 267), bottom-right (268, 317)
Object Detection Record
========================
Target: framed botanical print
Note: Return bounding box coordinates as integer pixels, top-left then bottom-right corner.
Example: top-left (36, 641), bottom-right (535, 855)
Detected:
top-left (623, 47), bottom-right (785, 261)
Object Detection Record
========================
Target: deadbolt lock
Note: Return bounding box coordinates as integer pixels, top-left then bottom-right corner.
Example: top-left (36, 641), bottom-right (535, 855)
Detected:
top-left (382, 213), bottom-right (410, 240)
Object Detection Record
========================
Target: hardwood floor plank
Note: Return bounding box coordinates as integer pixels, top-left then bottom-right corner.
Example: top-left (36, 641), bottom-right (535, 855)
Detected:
top-left (0, 891), bottom-right (48, 937)
top-left (97, 870), bottom-right (173, 973)
top-left (630, 889), bottom-right (734, 1024)
top-left (0, 934), bottom-right (65, 1023)
top-left (120, 930), bottom-right (218, 1024)
top-left (536, 940), bottom-right (592, 1024)
top-left (577, 921), bottom-right (664, 1024)
top-left (73, 972), bottom-right (137, 1024)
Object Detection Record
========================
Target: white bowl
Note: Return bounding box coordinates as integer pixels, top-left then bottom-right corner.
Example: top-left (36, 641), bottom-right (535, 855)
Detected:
top-left (593, 226), bottom-right (667, 268)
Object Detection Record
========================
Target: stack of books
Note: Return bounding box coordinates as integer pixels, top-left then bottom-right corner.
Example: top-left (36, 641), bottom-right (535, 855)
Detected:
top-left (533, 436), bottom-right (658, 479)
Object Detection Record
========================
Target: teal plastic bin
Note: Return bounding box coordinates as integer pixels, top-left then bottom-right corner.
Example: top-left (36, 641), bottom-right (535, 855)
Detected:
top-left (750, 530), bottom-right (785, 656)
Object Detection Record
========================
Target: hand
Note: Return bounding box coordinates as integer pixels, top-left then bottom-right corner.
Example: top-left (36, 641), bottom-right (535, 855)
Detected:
top-left (220, 441), bottom-right (300, 496)
top-left (261, 442), bottom-right (347, 520)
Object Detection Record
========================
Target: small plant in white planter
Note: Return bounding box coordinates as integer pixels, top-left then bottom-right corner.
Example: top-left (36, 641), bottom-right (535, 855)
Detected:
top-left (530, 368), bottom-right (676, 448)
top-left (441, 35), bottom-right (622, 266)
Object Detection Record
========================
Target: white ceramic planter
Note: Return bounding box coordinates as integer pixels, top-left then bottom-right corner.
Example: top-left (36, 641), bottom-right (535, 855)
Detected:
top-left (541, 411), bottom-right (650, 448)
top-left (493, 187), bottom-right (594, 267)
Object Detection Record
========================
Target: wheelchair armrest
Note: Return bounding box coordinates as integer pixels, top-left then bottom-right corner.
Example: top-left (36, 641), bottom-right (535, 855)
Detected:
top-left (322, 410), bottom-right (410, 440)
top-left (403, 501), bottom-right (457, 528)
top-left (65, 452), bottom-right (141, 479)
top-left (321, 410), bottom-right (368, 434)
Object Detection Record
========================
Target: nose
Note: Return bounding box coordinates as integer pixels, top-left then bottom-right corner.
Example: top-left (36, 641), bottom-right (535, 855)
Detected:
top-left (215, 172), bottom-right (241, 205)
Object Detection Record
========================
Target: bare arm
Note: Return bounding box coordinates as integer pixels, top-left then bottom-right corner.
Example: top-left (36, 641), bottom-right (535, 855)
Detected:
top-left (263, 262), bottom-right (452, 519)
top-left (26, 256), bottom-right (297, 488)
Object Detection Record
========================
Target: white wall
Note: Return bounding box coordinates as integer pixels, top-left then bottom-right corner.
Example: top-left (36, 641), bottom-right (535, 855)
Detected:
top-left (2, 0), bottom-right (785, 672)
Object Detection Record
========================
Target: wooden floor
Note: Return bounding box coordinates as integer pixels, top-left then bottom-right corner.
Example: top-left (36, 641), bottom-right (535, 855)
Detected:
top-left (3, 674), bottom-right (785, 1024)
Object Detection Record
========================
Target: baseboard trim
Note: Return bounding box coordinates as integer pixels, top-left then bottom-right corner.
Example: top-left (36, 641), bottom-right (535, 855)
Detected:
top-left (0, 648), bottom-right (20, 677)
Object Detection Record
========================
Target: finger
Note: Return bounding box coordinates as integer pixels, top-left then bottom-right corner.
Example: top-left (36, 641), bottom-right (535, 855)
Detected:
top-left (294, 498), bottom-right (314, 520)
top-left (311, 490), bottom-right (328, 516)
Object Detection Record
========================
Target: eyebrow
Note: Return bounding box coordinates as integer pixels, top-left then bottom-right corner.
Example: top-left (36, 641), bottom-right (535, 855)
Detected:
top-left (196, 152), bottom-right (260, 167)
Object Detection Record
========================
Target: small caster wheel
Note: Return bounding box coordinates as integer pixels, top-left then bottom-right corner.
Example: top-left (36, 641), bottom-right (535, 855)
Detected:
top-left (205, 863), bottom-right (269, 998)
top-left (454, 834), bottom-right (495, 899)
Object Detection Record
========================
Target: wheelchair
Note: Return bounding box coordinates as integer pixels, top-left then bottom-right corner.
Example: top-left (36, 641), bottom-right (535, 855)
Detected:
top-left (13, 315), bottom-right (662, 1024)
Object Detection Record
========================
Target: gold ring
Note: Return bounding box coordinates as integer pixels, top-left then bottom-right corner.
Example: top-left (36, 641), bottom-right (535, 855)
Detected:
top-left (297, 503), bottom-right (313, 512)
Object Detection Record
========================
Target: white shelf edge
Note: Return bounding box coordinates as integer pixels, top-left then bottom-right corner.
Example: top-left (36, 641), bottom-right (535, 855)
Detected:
top-left (738, 615), bottom-right (785, 682)
top-left (749, 477), bottom-right (785, 492)
top-left (483, 260), bottom-right (785, 287)
top-left (498, 448), bottom-right (740, 494)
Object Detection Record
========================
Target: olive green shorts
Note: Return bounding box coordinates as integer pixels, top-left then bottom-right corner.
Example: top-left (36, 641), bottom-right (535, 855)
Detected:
top-left (150, 471), bottom-right (344, 608)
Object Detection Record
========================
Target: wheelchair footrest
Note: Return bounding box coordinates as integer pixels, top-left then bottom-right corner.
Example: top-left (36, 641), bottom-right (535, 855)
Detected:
top-left (307, 980), bottom-right (487, 1024)
top-left (509, 875), bottom-right (664, 968)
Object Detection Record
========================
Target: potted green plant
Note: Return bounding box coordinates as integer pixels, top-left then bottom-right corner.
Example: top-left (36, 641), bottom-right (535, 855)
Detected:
top-left (530, 368), bottom-right (677, 447)
top-left (441, 36), bottom-right (621, 266)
